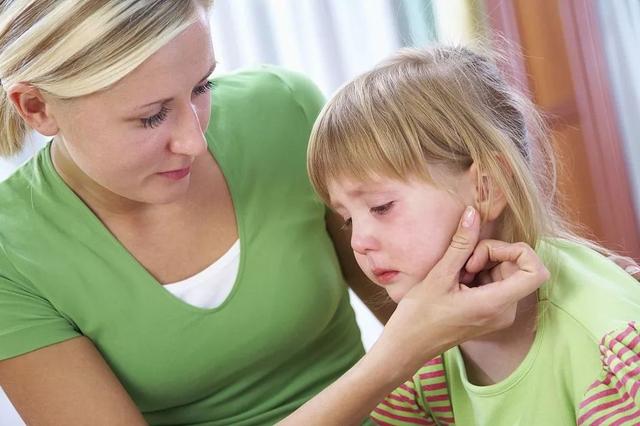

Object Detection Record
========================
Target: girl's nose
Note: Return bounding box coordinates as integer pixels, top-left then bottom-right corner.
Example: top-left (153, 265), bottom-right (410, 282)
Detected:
top-left (350, 222), bottom-right (379, 255)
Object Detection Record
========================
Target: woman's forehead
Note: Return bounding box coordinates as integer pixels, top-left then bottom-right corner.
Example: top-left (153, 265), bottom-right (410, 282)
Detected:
top-left (80, 20), bottom-right (215, 109)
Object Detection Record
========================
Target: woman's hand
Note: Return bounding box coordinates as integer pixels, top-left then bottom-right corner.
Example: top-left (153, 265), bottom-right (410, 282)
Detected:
top-left (371, 206), bottom-right (550, 378)
top-left (280, 206), bottom-right (549, 426)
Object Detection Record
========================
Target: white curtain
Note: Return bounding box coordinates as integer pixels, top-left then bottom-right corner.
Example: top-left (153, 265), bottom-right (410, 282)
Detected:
top-left (213, 0), bottom-right (409, 95)
top-left (211, 0), bottom-right (475, 96)
top-left (596, 0), bottom-right (640, 222)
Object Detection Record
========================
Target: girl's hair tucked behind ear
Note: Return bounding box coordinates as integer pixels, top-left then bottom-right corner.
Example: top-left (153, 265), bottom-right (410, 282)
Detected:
top-left (0, 0), bottom-right (214, 157)
top-left (308, 45), bottom-right (595, 254)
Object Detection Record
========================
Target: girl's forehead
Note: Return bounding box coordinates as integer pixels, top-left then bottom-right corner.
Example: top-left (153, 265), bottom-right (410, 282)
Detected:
top-left (327, 174), bottom-right (402, 193)
top-left (326, 175), bottom-right (425, 205)
top-left (326, 167), bottom-right (448, 193)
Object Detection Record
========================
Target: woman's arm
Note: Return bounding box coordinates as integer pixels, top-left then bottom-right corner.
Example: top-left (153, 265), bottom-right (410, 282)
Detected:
top-left (0, 336), bottom-right (147, 425)
top-left (326, 211), bottom-right (396, 324)
top-left (281, 207), bottom-right (549, 425)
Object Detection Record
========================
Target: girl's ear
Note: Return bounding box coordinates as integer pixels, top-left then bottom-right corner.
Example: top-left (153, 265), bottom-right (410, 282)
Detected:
top-left (468, 162), bottom-right (508, 222)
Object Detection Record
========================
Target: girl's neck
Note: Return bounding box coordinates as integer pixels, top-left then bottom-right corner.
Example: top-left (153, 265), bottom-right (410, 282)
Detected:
top-left (458, 292), bottom-right (539, 386)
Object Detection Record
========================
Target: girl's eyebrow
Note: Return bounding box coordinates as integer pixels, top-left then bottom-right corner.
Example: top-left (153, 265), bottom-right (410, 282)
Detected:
top-left (133, 61), bottom-right (217, 111)
top-left (330, 187), bottom-right (398, 210)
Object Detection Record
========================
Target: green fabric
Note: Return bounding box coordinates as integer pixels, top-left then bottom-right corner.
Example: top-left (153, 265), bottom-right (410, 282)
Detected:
top-left (444, 240), bottom-right (640, 425)
top-left (0, 66), bottom-right (365, 425)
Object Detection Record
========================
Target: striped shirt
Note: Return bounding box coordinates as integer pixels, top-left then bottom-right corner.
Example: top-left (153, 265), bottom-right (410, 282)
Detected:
top-left (372, 240), bottom-right (640, 425)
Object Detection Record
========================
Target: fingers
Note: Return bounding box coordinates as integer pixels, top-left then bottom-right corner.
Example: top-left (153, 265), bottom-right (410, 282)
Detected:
top-left (473, 242), bottom-right (549, 306)
top-left (486, 243), bottom-right (544, 274)
top-left (464, 239), bottom-right (504, 275)
top-left (432, 206), bottom-right (480, 280)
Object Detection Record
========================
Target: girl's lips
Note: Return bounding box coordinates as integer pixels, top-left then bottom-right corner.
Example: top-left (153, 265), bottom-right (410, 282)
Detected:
top-left (372, 270), bottom-right (399, 285)
top-left (158, 167), bottom-right (191, 180)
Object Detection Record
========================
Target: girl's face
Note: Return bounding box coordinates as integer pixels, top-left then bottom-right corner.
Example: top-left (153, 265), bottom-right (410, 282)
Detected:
top-left (47, 8), bottom-right (215, 206)
top-left (328, 171), bottom-right (476, 302)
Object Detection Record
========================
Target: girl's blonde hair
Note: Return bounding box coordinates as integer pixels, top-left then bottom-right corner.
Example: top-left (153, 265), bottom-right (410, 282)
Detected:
top-left (0, 0), bottom-right (214, 157)
top-left (308, 45), bottom-right (589, 252)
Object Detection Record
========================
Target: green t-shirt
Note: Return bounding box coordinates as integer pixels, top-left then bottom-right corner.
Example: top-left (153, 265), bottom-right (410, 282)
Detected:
top-left (0, 66), bottom-right (365, 425)
top-left (371, 240), bottom-right (640, 425)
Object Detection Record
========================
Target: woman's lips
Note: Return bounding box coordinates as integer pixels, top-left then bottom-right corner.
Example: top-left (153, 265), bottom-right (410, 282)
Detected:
top-left (372, 269), bottom-right (399, 285)
top-left (158, 167), bottom-right (191, 180)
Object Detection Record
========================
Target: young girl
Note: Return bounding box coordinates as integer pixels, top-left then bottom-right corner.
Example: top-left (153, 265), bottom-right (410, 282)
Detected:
top-left (307, 46), bottom-right (640, 425)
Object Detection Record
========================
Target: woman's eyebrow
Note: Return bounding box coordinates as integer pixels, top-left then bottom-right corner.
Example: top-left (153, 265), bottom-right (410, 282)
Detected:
top-left (133, 61), bottom-right (217, 111)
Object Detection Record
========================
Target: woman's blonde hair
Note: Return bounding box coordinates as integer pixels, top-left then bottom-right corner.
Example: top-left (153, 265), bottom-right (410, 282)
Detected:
top-left (308, 45), bottom-right (592, 253)
top-left (0, 0), bottom-right (214, 157)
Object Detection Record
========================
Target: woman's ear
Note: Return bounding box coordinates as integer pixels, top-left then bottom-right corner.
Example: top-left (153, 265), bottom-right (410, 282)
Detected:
top-left (468, 162), bottom-right (508, 222)
top-left (7, 83), bottom-right (59, 136)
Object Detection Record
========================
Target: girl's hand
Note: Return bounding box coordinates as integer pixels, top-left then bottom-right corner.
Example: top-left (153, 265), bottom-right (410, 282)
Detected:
top-left (372, 206), bottom-right (550, 378)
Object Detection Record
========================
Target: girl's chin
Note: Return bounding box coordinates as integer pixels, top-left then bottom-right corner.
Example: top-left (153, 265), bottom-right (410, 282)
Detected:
top-left (386, 288), bottom-right (407, 304)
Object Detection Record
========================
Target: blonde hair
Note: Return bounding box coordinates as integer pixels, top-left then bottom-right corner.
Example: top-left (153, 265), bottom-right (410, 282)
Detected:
top-left (308, 45), bottom-right (592, 254)
top-left (0, 0), bottom-right (214, 157)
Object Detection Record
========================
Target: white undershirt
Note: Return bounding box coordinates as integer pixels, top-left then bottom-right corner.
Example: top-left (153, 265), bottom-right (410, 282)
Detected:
top-left (163, 240), bottom-right (240, 309)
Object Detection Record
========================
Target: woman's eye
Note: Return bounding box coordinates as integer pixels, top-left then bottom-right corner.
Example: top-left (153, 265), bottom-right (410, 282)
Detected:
top-left (341, 217), bottom-right (352, 231)
top-left (139, 80), bottom-right (215, 129)
top-left (193, 80), bottom-right (216, 96)
top-left (371, 201), bottom-right (394, 215)
top-left (141, 106), bottom-right (171, 129)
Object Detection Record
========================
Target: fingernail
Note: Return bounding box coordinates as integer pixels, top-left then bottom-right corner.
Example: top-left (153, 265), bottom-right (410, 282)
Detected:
top-left (462, 206), bottom-right (475, 228)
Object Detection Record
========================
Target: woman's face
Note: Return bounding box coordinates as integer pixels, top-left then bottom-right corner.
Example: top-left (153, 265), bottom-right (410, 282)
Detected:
top-left (328, 172), bottom-right (475, 303)
top-left (48, 9), bottom-right (215, 206)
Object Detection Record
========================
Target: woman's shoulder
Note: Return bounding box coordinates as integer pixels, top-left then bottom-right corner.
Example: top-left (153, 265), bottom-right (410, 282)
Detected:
top-left (0, 146), bottom-right (70, 265)
top-left (212, 65), bottom-right (325, 124)
top-left (205, 66), bottom-right (326, 181)
top-left (0, 148), bottom-right (47, 223)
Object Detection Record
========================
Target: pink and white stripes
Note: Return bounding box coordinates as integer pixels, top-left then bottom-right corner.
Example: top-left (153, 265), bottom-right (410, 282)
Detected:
top-left (371, 356), bottom-right (455, 426)
top-left (578, 322), bottom-right (640, 425)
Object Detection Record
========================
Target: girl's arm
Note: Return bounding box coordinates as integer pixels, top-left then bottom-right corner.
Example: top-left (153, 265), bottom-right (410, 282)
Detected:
top-left (0, 336), bottom-right (147, 425)
top-left (281, 207), bottom-right (549, 425)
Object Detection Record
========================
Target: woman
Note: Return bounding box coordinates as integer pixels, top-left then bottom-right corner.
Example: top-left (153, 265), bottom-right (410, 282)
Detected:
top-left (0, 1), bottom-right (573, 424)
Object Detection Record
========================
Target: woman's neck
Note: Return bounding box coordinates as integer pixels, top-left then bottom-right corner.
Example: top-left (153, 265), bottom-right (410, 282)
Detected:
top-left (458, 292), bottom-right (539, 386)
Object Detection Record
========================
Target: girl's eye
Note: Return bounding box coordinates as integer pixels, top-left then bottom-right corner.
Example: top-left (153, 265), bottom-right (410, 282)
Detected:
top-left (371, 201), bottom-right (394, 215)
top-left (141, 106), bottom-right (171, 129)
top-left (341, 217), bottom-right (352, 231)
top-left (193, 80), bottom-right (216, 96)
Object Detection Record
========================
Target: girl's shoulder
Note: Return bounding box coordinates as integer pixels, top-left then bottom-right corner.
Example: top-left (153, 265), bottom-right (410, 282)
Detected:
top-left (537, 238), bottom-right (640, 341)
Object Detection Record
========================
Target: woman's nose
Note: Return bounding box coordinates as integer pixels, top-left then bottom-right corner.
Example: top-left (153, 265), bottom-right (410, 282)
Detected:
top-left (169, 105), bottom-right (207, 157)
